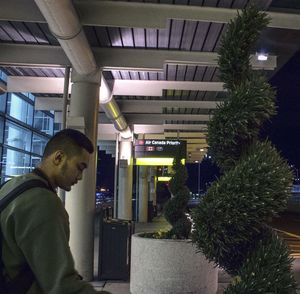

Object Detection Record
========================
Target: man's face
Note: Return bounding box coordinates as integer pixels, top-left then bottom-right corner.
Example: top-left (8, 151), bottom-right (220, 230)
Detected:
top-left (58, 149), bottom-right (90, 191)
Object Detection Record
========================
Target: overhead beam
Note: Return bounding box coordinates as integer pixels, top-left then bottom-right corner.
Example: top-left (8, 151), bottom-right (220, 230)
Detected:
top-left (1, 0), bottom-right (300, 30)
top-left (97, 133), bottom-right (118, 141)
top-left (35, 97), bottom-right (63, 111)
top-left (164, 132), bottom-right (207, 138)
top-left (0, 44), bottom-right (70, 67)
top-left (0, 44), bottom-right (276, 70)
top-left (113, 80), bottom-right (225, 96)
top-left (163, 124), bottom-right (207, 131)
top-left (117, 100), bottom-right (220, 112)
top-left (187, 145), bottom-right (209, 151)
top-left (133, 124), bottom-right (164, 134)
top-left (36, 97), bottom-right (220, 112)
top-left (0, 0), bottom-right (44, 22)
top-left (95, 48), bottom-right (277, 71)
top-left (7, 76), bottom-right (225, 94)
top-left (77, 1), bottom-right (300, 30)
top-left (100, 113), bottom-right (211, 125)
top-left (0, 80), bottom-right (6, 93)
top-left (7, 76), bottom-right (67, 93)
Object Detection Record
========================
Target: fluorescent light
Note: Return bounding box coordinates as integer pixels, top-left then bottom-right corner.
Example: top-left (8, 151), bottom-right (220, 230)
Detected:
top-left (157, 176), bottom-right (171, 182)
top-left (136, 158), bottom-right (185, 166)
top-left (99, 76), bottom-right (113, 104)
top-left (256, 53), bottom-right (268, 61)
top-left (120, 127), bottom-right (132, 139)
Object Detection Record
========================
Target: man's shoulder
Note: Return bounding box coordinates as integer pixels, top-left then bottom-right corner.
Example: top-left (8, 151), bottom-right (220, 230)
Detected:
top-left (0, 173), bottom-right (62, 216)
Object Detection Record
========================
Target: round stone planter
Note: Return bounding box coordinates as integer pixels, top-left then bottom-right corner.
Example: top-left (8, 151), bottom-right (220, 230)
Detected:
top-left (130, 233), bottom-right (218, 294)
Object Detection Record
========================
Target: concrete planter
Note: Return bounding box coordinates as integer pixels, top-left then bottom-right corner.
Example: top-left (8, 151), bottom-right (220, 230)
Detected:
top-left (130, 233), bottom-right (218, 294)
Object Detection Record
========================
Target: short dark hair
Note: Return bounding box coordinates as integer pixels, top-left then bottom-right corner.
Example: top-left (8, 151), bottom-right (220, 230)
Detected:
top-left (43, 129), bottom-right (94, 159)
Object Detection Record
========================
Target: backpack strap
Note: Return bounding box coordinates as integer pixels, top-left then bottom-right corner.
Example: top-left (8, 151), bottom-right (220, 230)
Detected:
top-left (0, 179), bottom-right (50, 294)
top-left (0, 179), bottom-right (49, 212)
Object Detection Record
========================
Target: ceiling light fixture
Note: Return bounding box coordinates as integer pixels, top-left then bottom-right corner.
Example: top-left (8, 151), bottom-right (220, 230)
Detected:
top-left (256, 52), bottom-right (268, 61)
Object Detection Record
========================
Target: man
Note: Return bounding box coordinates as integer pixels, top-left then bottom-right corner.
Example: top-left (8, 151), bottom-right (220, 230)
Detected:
top-left (0, 129), bottom-right (110, 293)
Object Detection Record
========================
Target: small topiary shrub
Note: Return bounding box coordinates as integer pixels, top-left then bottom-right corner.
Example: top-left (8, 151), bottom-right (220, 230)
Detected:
top-left (192, 6), bottom-right (297, 293)
top-left (164, 153), bottom-right (191, 239)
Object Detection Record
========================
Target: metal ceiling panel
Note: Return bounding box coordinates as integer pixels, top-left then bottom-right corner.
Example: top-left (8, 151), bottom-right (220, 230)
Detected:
top-left (11, 22), bottom-right (36, 43)
top-left (203, 67), bottom-right (217, 81)
top-left (0, 67), bottom-right (64, 78)
top-left (0, 26), bottom-right (11, 41)
top-left (232, 0), bottom-right (248, 9)
top-left (146, 28), bottom-right (157, 48)
top-left (94, 27), bottom-right (111, 47)
top-left (164, 107), bottom-right (211, 115)
top-left (158, 24), bottom-right (169, 48)
top-left (191, 22), bottom-right (210, 51)
top-left (202, 23), bottom-right (225, 51)
top-left (120, 27), bottom-right (134, 47)
top-left (169, 19), bottom-right (185, 49)
top-left (24, 23), bottom-right (49, 44)
top-left (181, 21), bottom-right (198, 50)
top-left (0, 21), bottom-right (24, 42)
top-left (84, 26), bottom-right (99, 47)
top-left (185, 66), bottom-right (197, 81)
top-left (37, 23), bottom-right (59, 45)
top-left (133, 28), bottom-right (145, 47)
top-left (107, 27), bottom-right (122, 47)
top-left (271, 0), bottom-right (300, 10)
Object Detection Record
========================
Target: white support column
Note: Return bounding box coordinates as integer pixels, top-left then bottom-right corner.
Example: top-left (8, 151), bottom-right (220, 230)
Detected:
top-left (117, 140), bottom-right (133, 220)
top-left (113, 134), bottom-right (119, 218)
top-left (138, 166), bottom-right (148, 223)
top-left (149, 167), bottom-right (157, 207)
top-left (64, 69), bottom-right (100, 281)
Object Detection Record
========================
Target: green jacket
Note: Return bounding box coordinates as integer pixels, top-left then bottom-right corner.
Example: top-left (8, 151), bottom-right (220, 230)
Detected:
top-left (0, 173), bottom-right (102, 293)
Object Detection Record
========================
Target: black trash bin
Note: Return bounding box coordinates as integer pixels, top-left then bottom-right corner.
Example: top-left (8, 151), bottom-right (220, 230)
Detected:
top-left (98, 219), bottom-right (134, 280)
top-left (148, 201), bottom-right (154, 222)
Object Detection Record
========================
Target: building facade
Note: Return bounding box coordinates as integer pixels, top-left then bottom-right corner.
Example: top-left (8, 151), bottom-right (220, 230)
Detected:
top-left (0, 69), bottom-right (55, 183)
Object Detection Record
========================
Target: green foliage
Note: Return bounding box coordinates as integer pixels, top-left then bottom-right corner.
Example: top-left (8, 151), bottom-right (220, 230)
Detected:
top-left (218, 8), bottom-right (270, 91)
top-left (208, 74), bottom-right (276, 171)
top-left (164, 154), bottom-right (191, 239)
top-left (192, 141), bottom-right (292, 274)
top-left (191, 6), bottom-right (296, 292)
top-left (225, 230), bottom-right (297, 294)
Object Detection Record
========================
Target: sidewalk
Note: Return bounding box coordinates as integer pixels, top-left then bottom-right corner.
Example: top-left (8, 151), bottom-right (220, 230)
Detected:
top-left (92, 215), bottom-right (300, 293)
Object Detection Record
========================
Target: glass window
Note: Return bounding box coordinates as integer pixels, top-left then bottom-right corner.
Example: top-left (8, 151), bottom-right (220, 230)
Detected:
top-left (32, 133), bottom-right (48, 156)
top-left (31, 155), bottom-right (42, 169)
top-left (4, 121), bottom-right (32, 152)
top-left (29, 93), bottom-right (35, 101)
top-left (0, 70), bottom-right (7, 82)
top-left (0, 117), bottom-right (4, 143)
top-left (0, 92), bottom-right (6, 112)
top-left (21, 93), bottom-right (35, 102)
top-left (7, 93), bottom-right (33, 126)
top-left (34, 111), bottom-right (54, 136)
top-left (1, 147), bottom-right (31, 179)
top-left (54, 122), bottom-right (61, 134)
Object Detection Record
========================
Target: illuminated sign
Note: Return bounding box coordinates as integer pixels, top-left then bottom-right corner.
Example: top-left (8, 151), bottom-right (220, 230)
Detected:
top-left (134, 139), bottom-right (186, 161)
top-left (136, 158), bottom-right (186, 166)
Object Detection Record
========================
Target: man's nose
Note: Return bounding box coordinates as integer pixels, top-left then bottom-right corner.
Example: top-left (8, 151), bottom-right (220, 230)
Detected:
top-left (77, 173), bottom-right (83, 181)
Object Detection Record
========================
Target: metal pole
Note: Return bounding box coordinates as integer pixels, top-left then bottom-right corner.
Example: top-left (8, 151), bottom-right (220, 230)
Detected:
top-left (113, 133), bottom-right (119, 218)
top-left (197, 161), bottom-right (200, 196)
top-left (62, 66), bottom-right (70, 129)
top-left (58, 66), bottom-right (70, 204)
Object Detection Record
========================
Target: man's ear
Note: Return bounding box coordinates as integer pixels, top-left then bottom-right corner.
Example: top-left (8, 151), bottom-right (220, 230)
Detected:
top-left (53, 150), bottom-right (65, 166)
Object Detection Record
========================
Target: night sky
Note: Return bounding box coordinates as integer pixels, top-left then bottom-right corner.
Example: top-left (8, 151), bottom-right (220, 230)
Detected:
top-left (262, 49), bottom-right (300, 170)
top-left (97, 49), bottom-right (300, 193)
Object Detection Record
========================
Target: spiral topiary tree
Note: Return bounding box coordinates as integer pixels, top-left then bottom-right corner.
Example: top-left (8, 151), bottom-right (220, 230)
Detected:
top-left (164, 151), bottom-right (191, 239)
top-left (192, 6), bottom-right (297, 293)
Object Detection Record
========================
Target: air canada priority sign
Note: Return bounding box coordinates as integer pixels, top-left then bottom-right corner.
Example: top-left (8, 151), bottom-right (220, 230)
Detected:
top-left (134, 139), bottom-right (186, 158)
